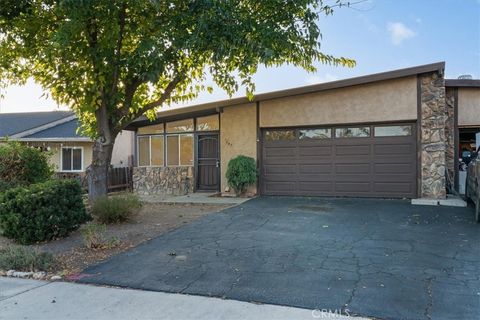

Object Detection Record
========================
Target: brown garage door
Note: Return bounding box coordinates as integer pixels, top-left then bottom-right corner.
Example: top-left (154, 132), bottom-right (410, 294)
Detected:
top-left (261, 124), bottom-right (417, 198)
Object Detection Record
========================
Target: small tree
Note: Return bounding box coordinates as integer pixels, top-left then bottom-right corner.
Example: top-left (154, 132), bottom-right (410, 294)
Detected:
top-left (226, 155), bottom-right (257, 195)
top-left (0, 141), bottom-right (53, 191)
top-left (0, 0), bottom-right (355, 201)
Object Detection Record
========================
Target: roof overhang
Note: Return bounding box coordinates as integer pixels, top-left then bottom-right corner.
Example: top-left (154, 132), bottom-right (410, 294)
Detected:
top-left (126, 61), bottom-right (446, 130)
top-left (445, 79), bottom-right (480, 88)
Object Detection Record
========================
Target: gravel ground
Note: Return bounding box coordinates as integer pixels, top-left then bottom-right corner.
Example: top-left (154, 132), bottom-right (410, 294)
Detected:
top-left (0, 203), bottom-right (230, 275)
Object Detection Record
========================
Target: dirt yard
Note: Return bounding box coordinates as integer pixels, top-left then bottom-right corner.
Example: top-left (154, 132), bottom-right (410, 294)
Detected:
top-left (0, 203), bottom-right (230, 276)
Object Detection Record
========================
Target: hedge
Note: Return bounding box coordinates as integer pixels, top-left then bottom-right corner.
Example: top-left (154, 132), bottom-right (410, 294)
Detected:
top-left (0, 179), bottom-right (90, 244)
top-left (0, 141), bottom-right (53, 191)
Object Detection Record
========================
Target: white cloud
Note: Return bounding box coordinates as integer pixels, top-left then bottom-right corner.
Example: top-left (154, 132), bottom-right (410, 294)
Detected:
top-left (306, 73), bottom-right (339, 85)
top-left (387, 22), bottom-right (416, 45)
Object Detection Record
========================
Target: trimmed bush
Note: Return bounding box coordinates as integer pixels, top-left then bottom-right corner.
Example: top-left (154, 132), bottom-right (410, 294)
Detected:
top-left (0, 141), bottom-right (53, 190)
top-left (0, 245), bottom-right (54, 271)
top-left (91, 194), bottom-right (142, 224)
top-left (0, 179), bottom-right (90, 244)
top-left (226, 155), bottom-right (257, 195)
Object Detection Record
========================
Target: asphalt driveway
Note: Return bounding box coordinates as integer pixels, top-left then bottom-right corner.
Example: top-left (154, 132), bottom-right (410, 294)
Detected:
top-left (80, 197), bottom-right (480, 320)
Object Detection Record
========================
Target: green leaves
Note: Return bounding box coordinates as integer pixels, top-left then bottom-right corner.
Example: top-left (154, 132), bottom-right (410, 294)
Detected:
top-left (226, 155), bottom-right (257, 195)
top-left (0, 0), bottom-right (355, 137)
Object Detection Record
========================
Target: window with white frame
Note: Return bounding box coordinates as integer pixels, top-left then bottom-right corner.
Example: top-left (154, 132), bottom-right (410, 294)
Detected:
top-left (61, 147), bottom-right (83, 171)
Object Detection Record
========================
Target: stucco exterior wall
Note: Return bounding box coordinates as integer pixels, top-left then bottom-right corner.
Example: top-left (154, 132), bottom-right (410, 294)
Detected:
top-left (220, 103), bottom-right (257, 194)
top-left (458, 88), bottom-right (480, 126)
top-left (259, 76), bottom-right (417, 127)
top-left (111, 130), bottom-right (135, 167)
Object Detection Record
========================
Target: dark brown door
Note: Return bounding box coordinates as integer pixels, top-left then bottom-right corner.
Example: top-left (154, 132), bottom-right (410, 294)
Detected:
top-left (197, 134), bottom-right (220, 191)
top-left (261, 123), bottom-right (417, 198)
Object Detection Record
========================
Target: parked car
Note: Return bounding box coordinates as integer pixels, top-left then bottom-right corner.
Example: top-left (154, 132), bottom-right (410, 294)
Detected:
top-left (466, 154), bottom-right (480, 222)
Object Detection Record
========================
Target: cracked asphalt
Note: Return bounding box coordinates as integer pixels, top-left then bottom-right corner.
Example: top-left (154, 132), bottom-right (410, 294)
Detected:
top-left (79, 197), bottom-right (480, 320)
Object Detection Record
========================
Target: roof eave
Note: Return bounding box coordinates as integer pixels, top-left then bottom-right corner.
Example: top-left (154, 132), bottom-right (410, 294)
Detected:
top-left (445, 79), bottom-right (480, 88)
top-left (127, 61), bottom-right (446, 129)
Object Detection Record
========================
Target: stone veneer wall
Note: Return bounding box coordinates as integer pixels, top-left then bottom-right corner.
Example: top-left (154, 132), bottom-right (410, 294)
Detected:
top-left (419, 72), bottom-right (447, 199)
top-left (133, 166), bottom-right (194, 196)
top-left (444, 88), bottom-right (456, 191)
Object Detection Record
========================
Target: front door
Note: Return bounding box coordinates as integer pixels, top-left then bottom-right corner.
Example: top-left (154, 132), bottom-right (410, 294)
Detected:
top-left (197, 134), bottom-right (220, 191)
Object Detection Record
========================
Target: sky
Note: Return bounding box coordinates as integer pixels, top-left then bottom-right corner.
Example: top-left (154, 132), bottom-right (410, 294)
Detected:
top-left (0, 0), bottom-right (479, 113)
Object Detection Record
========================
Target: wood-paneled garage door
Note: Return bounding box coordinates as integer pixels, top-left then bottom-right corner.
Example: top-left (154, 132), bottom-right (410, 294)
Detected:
top-left (261, 123), bottom-right (417, 198)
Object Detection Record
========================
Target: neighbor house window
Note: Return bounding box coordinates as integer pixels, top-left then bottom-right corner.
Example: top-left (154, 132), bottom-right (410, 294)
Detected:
top-left (61, 147), bottom-right (83, 171)
top-left (335, 127), bottom-right (370, 138)
top-left (374, 125), bottom-right (412, 137)
top-left (196, 114), bottom-right (219, 131)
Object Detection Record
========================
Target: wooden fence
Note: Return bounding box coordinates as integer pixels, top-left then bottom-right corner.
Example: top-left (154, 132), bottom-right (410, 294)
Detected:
top-left (56, 166), bottom-right (133, 193)
top-left (107, 166), bottom-right (133, 192)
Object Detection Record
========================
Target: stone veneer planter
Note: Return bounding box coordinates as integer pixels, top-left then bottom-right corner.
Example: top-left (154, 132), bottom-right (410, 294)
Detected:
top-left (419, 72), bottom-right (447, 199)
top-left (133, 166), bottom-right (194, 196)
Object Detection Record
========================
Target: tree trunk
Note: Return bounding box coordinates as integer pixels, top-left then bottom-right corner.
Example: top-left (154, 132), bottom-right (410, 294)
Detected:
top-left (87, 139), bottom-right (114, 203)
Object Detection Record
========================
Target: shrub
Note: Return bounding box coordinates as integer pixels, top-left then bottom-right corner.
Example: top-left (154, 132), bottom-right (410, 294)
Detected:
top-left (0, 141), bottom-right (53, 190)
top-left (91, 194), bottom-right (142, 224)
top-left (0, 246), bottom-right (54, 271)
top-left (226, 155), bottom-right (257, 195)
top-left (81, 223), bottom-right (119, 249)
top-left (0, 179), bottom-right (90, 244)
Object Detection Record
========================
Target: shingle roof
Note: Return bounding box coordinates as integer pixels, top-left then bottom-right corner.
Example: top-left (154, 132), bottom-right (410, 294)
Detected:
top-left (24, 118), bottom-right (87, 139)
top-left (0, 111), bottom-right (74, 137)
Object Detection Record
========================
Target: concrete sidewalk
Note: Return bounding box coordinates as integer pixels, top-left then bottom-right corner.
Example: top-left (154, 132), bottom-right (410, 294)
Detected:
top-left (0, 278), bottom-right (364, 320)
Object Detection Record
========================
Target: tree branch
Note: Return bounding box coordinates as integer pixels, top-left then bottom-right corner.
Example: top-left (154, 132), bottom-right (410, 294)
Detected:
top-left (115, 75), bottom-right (182, 132)
top-left (111, 1), bottom-right (126, 93)
top-left (143, 77), bottom-right (182, 110)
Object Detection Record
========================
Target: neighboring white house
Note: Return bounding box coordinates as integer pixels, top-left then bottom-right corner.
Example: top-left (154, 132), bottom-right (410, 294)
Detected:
top-left (0, 111), bottom-right (134, 175)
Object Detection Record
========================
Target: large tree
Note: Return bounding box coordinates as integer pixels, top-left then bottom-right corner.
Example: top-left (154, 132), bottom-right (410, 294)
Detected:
top-left (0, 0), bottom-right (355, 201)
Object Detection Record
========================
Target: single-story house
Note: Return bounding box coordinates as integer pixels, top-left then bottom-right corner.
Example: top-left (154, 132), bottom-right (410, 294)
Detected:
top-left (124, 62), bottom-right (479, 200)
top-left (0, 111), bottom-right (134, 178)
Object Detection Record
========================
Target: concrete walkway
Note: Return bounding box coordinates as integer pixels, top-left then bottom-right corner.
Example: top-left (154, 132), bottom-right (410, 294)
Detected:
top-left (0, 278), bottom-right (364, 320)
top-left (139, 192), bottom-right (252, 205)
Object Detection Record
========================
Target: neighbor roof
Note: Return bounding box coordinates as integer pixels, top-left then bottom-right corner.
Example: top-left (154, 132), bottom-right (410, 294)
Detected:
top-left (0, 111), bottom-right (89, 141)
top-left (445, 79), bottom-right (480, 88)
top-left (24, 119), bottom-right (86, 139)
top-left (0, 111), bottom-right (74, 137)
top-left (127, 61), bottom-right (446, 129)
